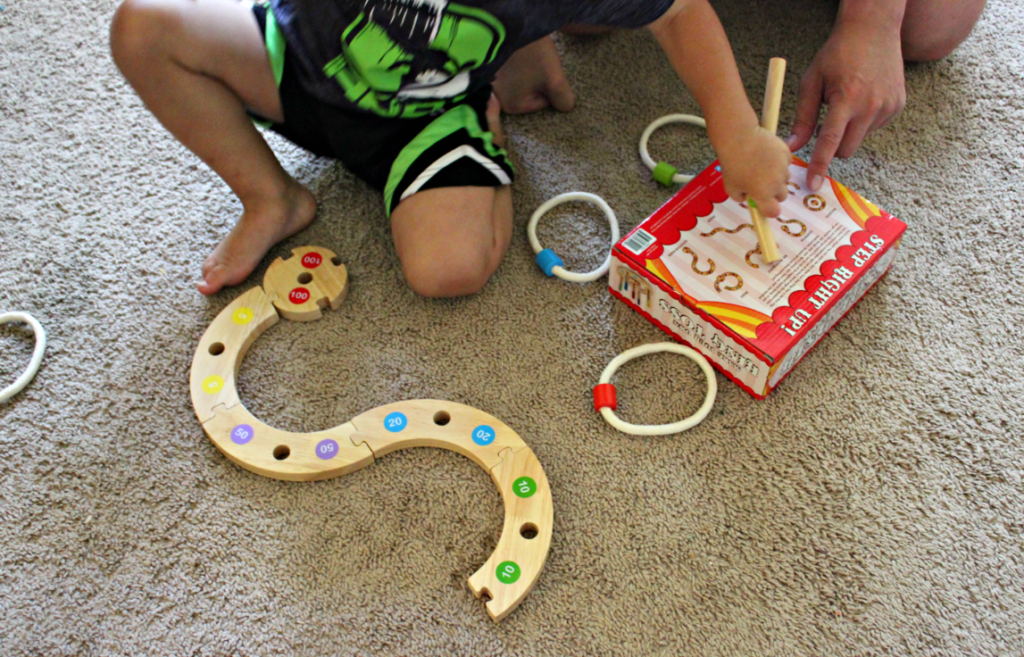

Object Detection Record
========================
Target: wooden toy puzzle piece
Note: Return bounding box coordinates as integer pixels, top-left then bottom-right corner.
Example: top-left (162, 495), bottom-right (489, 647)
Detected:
top-left (349, 406), bottom-right (553, 622)
top-left (190, 286), bottom-right (279, 424)
top-left (348, 400), bottom-right (527, 472)
top-left (262, 246), bottom-right (348, 322)
top-left (467, 446), bottom-right (553, 623)
top-left (189, 248), bottom-right (553, 622)
top-left (202, 403), bottom-right (374, 481)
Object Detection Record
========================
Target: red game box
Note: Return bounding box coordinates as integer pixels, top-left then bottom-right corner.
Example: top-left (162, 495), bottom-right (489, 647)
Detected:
top-left (611, 158), bottom-right (907, 398)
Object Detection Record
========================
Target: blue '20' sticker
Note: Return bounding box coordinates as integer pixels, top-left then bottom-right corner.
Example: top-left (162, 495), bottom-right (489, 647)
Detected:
top-left (384, 412), bottom-right (407, 433)
top-left (472, 425), bottom-right (495, 446)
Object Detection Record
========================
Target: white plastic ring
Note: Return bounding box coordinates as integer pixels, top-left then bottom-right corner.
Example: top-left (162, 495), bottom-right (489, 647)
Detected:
top-left (528, 192), bottom-right (620, 283)
top-left (598, 343), bottom-right (717, 436)
top-left (639, 114), bottom-right (708, 184)
top-left (1, 312), bottom-right (47, 403)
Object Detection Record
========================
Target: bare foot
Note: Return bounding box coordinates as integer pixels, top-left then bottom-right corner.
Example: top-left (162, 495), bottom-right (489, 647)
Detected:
top-left (493, 36), bottom-right (575, 115)
top-left (197, 179), bottom-right (317, 295)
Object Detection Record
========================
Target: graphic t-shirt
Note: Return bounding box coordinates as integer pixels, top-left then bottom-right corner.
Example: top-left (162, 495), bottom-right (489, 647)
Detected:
top-left (269, 0), bottom-right (676, 118)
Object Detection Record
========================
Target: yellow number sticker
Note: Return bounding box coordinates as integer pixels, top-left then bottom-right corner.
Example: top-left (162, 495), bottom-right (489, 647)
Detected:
top-left (232, 307), bottom-right (254, 325)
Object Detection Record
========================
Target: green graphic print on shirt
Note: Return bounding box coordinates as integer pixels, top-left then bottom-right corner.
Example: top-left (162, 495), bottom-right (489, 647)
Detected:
top-left (322, 0), bottom-right (505, 118)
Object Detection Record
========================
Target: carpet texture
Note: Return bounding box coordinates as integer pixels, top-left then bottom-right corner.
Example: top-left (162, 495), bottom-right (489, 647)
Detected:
top-left (2, 0), bottom-right (1023, 654)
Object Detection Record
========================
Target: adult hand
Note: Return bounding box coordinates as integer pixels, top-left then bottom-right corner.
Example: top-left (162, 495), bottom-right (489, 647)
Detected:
top-left (787, 19), bottom-right (907, 191)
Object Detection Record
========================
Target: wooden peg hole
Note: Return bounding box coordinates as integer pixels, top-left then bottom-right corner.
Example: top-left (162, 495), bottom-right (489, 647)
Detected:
top-left (208, 342), bottom-right (225, 356)
top-left (520, 523), bottom-right (539, 540)
top-left (273, 445), bottom-right (291, 460)
top-left (297, 272), bottom-right (313, 284)
top-left (433, 411), bottom-right (451, 426)
top-left (331, 256), bottom-right (342, 266)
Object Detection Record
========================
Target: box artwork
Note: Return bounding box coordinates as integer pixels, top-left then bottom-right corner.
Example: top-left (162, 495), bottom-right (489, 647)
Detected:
top-left (610, 158), bottom-right (907, 398)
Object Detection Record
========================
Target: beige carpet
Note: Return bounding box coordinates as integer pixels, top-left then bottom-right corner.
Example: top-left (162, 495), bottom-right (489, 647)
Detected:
top-left (2, 0), bottom-right (1022, 654)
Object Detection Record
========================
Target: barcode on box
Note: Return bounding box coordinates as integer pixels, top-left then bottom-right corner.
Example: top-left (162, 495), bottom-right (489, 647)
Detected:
top-left (623, 229), bottom-right (656, 255)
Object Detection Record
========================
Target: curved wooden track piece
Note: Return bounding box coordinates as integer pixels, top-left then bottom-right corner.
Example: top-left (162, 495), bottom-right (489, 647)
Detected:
top-left (189, 246), bottom-right (552, 622)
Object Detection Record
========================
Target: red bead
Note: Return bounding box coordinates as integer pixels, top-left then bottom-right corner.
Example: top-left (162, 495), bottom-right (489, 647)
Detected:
top-left (593, 383), bottom-right (617, 411)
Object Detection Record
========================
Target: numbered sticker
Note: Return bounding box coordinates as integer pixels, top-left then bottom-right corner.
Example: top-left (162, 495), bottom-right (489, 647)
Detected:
top-left (472, 425), bottom-right (495, 446)
top-left (231, 307), bottom-right (254, 325)
top-left (512, 476), bottom-right (537, 499)
top-left (231, 424), bottom-right (254, 445)
top-left (384, 412), bottom-right (407, 433)
top-left (288, 287), bottom-right (311, 304)
top-left (201, 375), bottom-right (224, 394)
top-left (301, 252), bottom-right (323, 269)
top-left (496, 561), bottom-right (521, 584)
top-left (316, 439), bottom-right (339, 460)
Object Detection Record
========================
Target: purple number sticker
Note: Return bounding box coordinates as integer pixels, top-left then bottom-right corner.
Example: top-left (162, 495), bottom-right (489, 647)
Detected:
top-left (316, 439), bottom-right (339, 460)
top-left (231, 424), bottom-right (254, 445)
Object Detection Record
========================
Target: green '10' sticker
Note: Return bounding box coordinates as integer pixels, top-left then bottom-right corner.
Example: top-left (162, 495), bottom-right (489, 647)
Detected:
top-left (496, 561), bottom-right (521, 584)
top-left (512, 476), bottom-right (537, 498)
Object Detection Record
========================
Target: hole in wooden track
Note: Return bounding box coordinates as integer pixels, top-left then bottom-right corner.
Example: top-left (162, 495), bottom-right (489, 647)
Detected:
top-left (297, 272), bottom-right (313, 284)
top-left (520, 523), bottom-right (539, 540)
top-left (331, 256), bottom-right (343, 266)
top-left (208, 342), bottom-right (225, 356)
top-left (433, 411), bottom-right (451, 426)
top-left (273, 445), bottom-right (291, 460)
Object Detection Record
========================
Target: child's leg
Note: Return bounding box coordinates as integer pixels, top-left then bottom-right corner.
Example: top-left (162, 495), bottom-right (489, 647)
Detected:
top-left (389, 97), bottom-right (512, 297)
top-left (492, 36), bottom-right (575, 115)
top-left (391, 186), bottom-right (512, 298)
top-left (110, 0), bottom-right (316, 295)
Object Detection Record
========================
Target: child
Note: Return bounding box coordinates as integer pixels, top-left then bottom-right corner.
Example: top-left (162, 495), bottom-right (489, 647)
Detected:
top-left (110, 0), bottom-right (791, 298)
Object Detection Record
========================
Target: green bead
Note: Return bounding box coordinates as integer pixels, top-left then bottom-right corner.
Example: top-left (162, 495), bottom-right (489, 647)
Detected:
top-left (652, 161), bottom-right (679, 187)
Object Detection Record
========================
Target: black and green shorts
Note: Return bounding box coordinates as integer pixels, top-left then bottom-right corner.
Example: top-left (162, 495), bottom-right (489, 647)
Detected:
top-left (250, 3), bottom-right (514, 217)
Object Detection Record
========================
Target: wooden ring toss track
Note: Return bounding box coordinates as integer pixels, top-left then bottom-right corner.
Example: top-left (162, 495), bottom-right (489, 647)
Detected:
top-left (189, 246), bottom-right (553, 622)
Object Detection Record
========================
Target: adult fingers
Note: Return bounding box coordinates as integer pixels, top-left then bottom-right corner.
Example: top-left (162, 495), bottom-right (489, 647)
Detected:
top-left (806, 103), bottom-right (852, 191)
top-left (787, 70), bottom-right (824, 152)
top-left (835, 112), bottom-right (874, 159)
top-left (869, 96), bottom-right (906, 134)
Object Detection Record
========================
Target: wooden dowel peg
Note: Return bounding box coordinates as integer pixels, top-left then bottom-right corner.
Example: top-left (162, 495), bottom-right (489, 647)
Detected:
top-left (749, 57), bottom-right (787, 264)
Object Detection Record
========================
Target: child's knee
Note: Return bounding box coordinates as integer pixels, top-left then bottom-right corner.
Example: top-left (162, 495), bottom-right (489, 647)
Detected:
top-left (402, 247), bottom-right (495, 298)
top-left (110, 0), bottom-right (180, 66)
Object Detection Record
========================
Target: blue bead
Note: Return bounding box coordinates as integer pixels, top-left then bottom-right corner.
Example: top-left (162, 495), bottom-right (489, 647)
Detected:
top-left (535, 249), bottom-right (564, 277)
